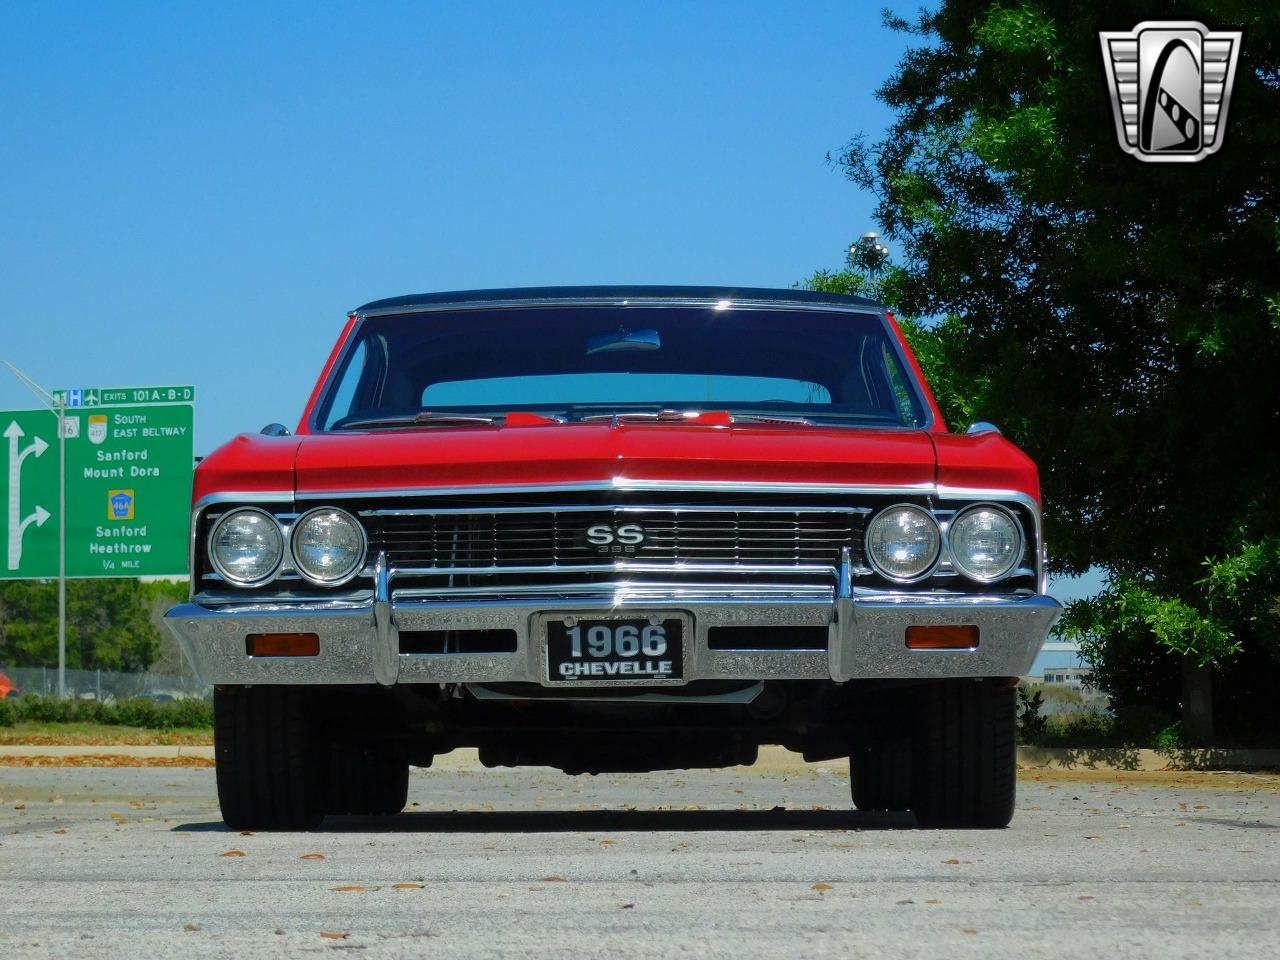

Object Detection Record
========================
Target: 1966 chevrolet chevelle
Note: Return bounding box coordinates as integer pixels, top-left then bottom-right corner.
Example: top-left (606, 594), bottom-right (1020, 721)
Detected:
top-left (165, 286), bottom-right (1061, 829)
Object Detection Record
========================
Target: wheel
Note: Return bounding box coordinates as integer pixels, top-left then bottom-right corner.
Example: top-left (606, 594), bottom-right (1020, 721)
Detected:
top-left (214, 686), bottom-right (327, 830)
top-left (850, 737), bottom-right (911, 812)
top-left (910, 680), bottom-right (1017, 828)
top-left (327, 742), bottom-right (410, 816)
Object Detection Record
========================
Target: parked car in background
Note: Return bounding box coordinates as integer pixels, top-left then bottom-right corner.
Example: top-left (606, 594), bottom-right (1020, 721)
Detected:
top-left (0, 672), bottom-right (19, 699)
top-left (166, 286), bottom-right (1061, 829)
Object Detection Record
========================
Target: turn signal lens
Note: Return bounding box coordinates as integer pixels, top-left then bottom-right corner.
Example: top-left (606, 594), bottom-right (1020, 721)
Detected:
top-left (905, 625), bottom-right (979, 650)
top-left (246, 633), bottom-right (320, 657)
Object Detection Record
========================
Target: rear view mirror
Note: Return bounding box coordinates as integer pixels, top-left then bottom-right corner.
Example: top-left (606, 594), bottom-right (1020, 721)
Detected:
top-left (586, 328), bottom-right (661, 355)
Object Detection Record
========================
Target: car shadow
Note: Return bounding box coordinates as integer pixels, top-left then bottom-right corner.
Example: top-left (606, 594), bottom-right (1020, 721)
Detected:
top-left (173, 807), bottom-right (919, 833)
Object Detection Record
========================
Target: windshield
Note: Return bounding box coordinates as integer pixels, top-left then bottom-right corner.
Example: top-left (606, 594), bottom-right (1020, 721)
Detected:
top-left (314, 305), bottom-right (928, 430)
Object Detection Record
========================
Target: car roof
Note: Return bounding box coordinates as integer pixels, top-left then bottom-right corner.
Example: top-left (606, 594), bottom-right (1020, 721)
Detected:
top-left (354, 285), bottom-right (884, 316)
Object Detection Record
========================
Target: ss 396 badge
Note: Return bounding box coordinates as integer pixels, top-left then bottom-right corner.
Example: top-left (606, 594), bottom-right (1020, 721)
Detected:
top-left (1099, 21), bottom-right (1242, 163)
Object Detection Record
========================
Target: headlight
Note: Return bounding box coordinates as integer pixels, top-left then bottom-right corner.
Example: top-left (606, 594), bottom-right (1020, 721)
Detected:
top-left (866, 504), bottom-right (941, 581)
top-left (948, 505), bottom-right (1021, 582)
top-left (291, 507), bottom-right (367, 585)
top-left (209, 508), bottom-right (284, 586)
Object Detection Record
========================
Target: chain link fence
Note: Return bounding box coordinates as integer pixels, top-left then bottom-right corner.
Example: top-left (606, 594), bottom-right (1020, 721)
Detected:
top-left (2, 665), bottom-right (209, 701)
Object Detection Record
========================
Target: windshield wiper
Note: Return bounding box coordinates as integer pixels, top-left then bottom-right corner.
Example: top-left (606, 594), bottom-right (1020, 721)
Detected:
top-left (338, 412), bottom-right (499, 430)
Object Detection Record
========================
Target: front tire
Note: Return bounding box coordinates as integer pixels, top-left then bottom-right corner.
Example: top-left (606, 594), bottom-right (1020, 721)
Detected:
top-left (910, 680), bottom-right (1016, 828)
top-left (214, 686), bottom-right (327, 831)
top-left (327, 743), bottom-right (410, 816)
top-left (850, 738), bottom-right (911, 812)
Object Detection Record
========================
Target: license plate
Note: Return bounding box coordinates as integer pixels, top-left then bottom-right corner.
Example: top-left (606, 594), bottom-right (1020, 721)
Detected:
top-left (545, 617), bottom-right (684, 682)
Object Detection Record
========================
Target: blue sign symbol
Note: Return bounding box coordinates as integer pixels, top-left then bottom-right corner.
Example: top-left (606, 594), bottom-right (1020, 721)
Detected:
top-left (109, 491), bottom-right (134, 520)
top-left (68, 389), bottom-right (83, 408)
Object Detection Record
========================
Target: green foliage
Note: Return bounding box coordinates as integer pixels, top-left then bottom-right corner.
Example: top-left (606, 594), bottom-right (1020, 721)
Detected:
top-left (0, 578), bottom-right (187, 671)
top-left (1153, 721), bottom-right (1186, 752)
top-left (830, 1), bottom-right (1280, 734)
top-left (1016, 685), bottom-right (1047, 742)
top-left (6, 694), bottom-right (211, 730)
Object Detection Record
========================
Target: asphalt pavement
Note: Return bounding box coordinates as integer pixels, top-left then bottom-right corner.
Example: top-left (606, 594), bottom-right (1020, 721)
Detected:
top-left (1, 756), bottom-right (1277, 959)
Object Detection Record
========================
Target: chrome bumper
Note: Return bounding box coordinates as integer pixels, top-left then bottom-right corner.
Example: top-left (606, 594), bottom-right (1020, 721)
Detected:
top-left (164, 585), bottom-right (1062, 687)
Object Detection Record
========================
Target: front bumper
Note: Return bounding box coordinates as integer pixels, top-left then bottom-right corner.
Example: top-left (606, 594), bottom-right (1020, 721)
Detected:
top-left (164, 584), bottom-right (1062, 687)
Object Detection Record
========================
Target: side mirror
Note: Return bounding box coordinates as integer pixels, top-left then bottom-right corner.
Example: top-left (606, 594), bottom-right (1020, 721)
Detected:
top-left (260, 422), bottom-right (291, 437)
top-left (965, 421), bottom-right (1002, 436)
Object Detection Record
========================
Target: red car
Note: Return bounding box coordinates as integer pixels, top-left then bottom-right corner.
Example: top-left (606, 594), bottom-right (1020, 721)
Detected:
top-left (167, 287), bottom-right (1060, 829)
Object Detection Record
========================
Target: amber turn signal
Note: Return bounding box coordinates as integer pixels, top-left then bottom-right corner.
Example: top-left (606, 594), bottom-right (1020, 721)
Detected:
top-left (905, 625), bottom-right (979, 650)
top-left (246, 633), bottom-right (320, 657)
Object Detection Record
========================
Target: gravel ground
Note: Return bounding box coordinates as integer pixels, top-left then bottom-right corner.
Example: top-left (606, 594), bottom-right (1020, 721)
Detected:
top-left (0, 758), bottom-right (1276, 959)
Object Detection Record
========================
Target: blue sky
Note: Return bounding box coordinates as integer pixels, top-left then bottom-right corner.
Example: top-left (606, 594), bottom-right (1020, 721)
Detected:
top-left (1, 1), bottom-right (914, 449)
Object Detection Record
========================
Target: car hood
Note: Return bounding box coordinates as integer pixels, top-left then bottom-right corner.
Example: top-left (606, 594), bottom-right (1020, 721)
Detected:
top-left (290, 422), bottom-right (938, 493)
top-left (193, 423), bottom-right (1039, 502)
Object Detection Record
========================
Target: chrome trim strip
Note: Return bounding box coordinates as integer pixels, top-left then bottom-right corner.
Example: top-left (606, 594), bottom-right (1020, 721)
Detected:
top-left (362, 503), bottom-right (872, 517)
top-left (388, 561), bottom-right (839, 578)
top-left (464, 681), bottom-right (765, 705)
top-left (294, 480), bottom-right (939, 500)
top-left (356, 296), bottom-right (887, 319)
top-left (391, 580), bottom-right (837, 601)
top-left (371, 551), bottom-right (398, 685)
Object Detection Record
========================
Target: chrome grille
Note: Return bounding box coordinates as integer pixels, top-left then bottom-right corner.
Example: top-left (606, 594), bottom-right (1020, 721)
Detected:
top-left (364, 506), bottom-right (862, 571)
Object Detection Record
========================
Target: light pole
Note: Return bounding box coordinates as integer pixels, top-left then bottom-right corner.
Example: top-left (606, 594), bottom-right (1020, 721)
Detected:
top-left (850, 230), bottom-right (890, 277)
top-left (2, 361), bottom-right (67, 697)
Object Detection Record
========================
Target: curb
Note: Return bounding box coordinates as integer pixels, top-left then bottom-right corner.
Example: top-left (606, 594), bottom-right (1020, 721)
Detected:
top-left (0, 744), bottom-right (215, 759)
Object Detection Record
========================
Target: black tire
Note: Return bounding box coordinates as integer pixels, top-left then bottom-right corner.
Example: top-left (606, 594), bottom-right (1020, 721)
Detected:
top-left (850, 737), bottom-right (911, 812)
top-left (327, 743), bottom-right (410, 817)
top-left (214, 686), bottom-right (327, 831)
top-left (910, 680), bottom-right (1017, 828)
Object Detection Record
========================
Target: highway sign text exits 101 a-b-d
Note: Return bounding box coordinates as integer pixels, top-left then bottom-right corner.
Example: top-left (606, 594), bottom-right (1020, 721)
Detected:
top-left (2, 386), bottom-right (194, 579)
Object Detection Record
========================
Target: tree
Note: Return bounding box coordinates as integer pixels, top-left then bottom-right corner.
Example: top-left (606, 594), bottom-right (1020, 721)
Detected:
top-left (827, 1), bottom-right (1280, 742)
top-left (0, 578), bottom-right (181, 673)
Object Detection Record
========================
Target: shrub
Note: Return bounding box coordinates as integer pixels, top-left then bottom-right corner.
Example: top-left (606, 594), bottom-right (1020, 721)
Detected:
top-left (1039, 710), bottom-right (1115, 747)
top-left (10, 694), bottom-right (212, 729)
top-left (0, 697), bottom-right (15, 727)
top-left (1016, 686), bottom-right (1048, 743)
top-left (1153, 721), bottom-right (1186, 752)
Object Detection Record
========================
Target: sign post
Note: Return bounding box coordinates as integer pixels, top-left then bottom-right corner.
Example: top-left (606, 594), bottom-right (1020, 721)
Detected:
top-left (2, 366), bottom-right (194, 695)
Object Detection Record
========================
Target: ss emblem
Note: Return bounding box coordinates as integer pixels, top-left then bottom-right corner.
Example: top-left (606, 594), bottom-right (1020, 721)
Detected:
top-left (585, 522), bottom-right (646, 554)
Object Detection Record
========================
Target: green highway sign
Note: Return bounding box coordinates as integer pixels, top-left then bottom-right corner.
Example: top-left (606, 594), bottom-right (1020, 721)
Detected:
top-left (2, 389), bottom-right (194, 580)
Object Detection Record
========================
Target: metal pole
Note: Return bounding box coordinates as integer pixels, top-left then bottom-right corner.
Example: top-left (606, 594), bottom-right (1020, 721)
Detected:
top-left (58, 394), bottom-right (66, 698)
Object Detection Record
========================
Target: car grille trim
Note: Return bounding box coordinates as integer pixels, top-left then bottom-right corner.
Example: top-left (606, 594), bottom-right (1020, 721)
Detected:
top-left (361, 503), bottom-right (865, 572)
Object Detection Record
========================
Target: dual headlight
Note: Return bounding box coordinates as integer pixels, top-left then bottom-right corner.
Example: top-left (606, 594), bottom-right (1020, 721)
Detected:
top-left (865, 503), bottom-right (1022, 583)
top-left (208, 507), bottom-right (367, 587)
